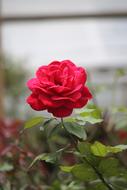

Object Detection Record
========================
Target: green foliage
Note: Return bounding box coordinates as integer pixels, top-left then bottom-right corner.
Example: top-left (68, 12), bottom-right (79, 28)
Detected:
top-left (99, 158), bottom-right (120, 177)
top-left (115, 68), bottom-right (126, 77)
top-left (44, 118), bottom-right (60, 138)
top-left (71, 163), bottom-right (97, 181)
top-left (91, 141), bottom-right (127, 157)
top-left (88, 183), bottom-right (109, 190)
top-left (63, 122), bottom-right (87, 140)
top-left (75, 105), bottom-right (103, 125)
top-left (77, 142), bottom-right (101, 166)
top-left (112, 106), bottom-right (127, 114)
top-left (60, 165), bottom-right (74, 172)
top-left (24, 116), bottom-right (45, 129)
top-left (29, 152), bottom-right (58, 168)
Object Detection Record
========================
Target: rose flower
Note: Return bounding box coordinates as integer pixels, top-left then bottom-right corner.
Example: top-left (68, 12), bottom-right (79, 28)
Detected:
top-left (27, 60), bottom-right (92, 117)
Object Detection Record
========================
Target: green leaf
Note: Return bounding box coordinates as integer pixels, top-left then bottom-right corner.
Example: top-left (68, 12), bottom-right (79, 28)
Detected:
top-left (91, 141), bottom-right (109, 157)
top-left (24, 116), bottom-right (44, 129)
top-left (60, 165), bottom-right (74, 173)
top-left (72, 164), bottom-right (97, 181)
top-left (75, 104), bottom-right (103, 125)
top-left (114, 144), bottom-right (127, 151)
top-left (76, 116), bottom-right (103, 125)
top-left (91, 141), bottom-right (127, 157)
top-left (44, 118), bottom-right (59, 138)
top-left (64, 117), bottom-right (76, 122)
top-left (87, 183), bottom-right (108, 190)
top-left (0, 163), bottom-right (14, 172)
top-left (78, 142), bottom-right (101, 166)
top-left (99, 158), bottom-right (120, 177)
top-left (78, 142), bottom-right (91, 155)
top-left (115, 68), bottom-right (126, 77)
top-left (112, 106), bottom-right (127, 114)
top-left (112, 180), bottom-right (127, 190)
top-left (64, 122), bottom-right (87, 140)
top-left (29, 152), bottom-right (57, 168)
top-left (75, 107), bottom-right (95, 114)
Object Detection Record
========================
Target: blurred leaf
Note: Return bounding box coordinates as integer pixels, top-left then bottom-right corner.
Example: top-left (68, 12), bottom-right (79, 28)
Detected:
top-left (112, 180), bottom-right (127, 190)
top-left (71, 164), bottom-right (97, 181)
top-left (44, 118), bottom-right (59, 138)
top-left (60, 165), bottom-right (74, 173)
top-left (78, 142), bottom-right (101, 166)
top-left (115, 68), bottom-right (126, 77)
top-left (24, 116), bottom-right (45, 129)
top-left (75, 108), bottom-right (95, 114)
top-left (99, 158), bottom-right (120, 177)
top-left (64, 117), bottom-right (76, 122)
top-left (114, 144), bottom-right (127, 150)
top-left (64, 122), bottom-right (87, 140)
top-left (29, 152), bottom-right (57, 168)
top-left (91, 141), bottom-right (127, 157)
top-left (112, 106), bottom-right (127, 114)
top-left (50, 180), bottom-right (61, 190)
top-left (78, 142), bottom-right (91, 155)
top-left (76, 116), bottom-right (103, 125)
top-left (75, 105), bottom-right (103, 125)
top-left (0, 163), bottom-right (14, 172)
top-left (87, 183), bottom-right (108, 190)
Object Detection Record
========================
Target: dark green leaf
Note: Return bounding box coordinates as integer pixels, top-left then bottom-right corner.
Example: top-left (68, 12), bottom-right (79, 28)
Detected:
top-left (78, 142), bottom-right (101, 166)
top-left (44, 119), bottom-right (59, 138)
top-left (29, 152), bottom-right (57, 168)
top-left (64, 122), bottom-right (87, 140)
top-left (72, 164), bottom-right (97, 181)
top-left (99, 158), bottom-right (120, 177)
top-left (87, 183), bottom-right (108, 190)
top-left (78, 142), bottom-right (91, 155)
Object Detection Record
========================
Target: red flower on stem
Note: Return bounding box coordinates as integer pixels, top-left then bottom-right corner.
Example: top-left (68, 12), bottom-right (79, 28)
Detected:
top-left (27, 60), bottom-right (92, 117)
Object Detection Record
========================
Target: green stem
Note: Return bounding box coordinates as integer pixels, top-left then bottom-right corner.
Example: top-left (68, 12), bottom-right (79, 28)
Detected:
top-left (61, 118), bottom-right (114, 190)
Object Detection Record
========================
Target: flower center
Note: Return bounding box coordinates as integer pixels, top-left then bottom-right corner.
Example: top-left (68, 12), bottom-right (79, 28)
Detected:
top-left (54, 78), bottom-right (62, 86)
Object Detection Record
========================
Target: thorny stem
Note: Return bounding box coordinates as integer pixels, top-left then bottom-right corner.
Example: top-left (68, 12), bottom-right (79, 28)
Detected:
top-left (61, 118), bottom-right (114, 190)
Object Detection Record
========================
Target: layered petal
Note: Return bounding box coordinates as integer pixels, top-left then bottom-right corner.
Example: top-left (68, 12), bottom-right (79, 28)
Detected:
top-left (27, 93), bottom-right (46, 111)
top-left (48, 107), bottom-right (73, 117)
top-left (26, 60), bottom-right (92, 117)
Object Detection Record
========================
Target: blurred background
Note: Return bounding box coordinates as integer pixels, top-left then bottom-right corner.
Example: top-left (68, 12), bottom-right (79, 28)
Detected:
top-left (0, 0), bottom-right (127, 189)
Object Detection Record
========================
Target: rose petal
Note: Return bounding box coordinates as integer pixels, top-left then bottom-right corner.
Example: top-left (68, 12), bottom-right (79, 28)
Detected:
top-left (52, 96), bottom-right (75, 102)
top-left (74, 98), bottom-right (88, 108)
top-left (74, 67), bottom-right (87, 86)
top-left (83, 86), bottom-right (93, 99)
top-left (48, 107), bottom-right (73, 117)
top-left (73, 86), bottom-right (92, 108)
top-left (27, 94), bottom-right (46, 110)
top-left (39, 94), bottom-right (63, 108)
top-left (27, 78), bottom-right (39, 91)
top-left (48, 85), bottom-right (70, 93)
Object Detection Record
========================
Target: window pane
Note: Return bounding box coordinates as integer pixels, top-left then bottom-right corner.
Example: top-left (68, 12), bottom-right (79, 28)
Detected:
top-left (2, 0), bottom-right (127, 16)
top-left (2, 19), bottom-right (127, 69)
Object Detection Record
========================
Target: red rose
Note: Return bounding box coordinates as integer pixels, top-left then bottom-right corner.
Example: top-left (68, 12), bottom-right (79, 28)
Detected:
top-left (26, 60), bottom-right (92, 117)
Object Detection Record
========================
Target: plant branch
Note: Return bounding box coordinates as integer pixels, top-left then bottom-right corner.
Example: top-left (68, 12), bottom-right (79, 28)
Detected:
top-left (61, 118), bottom-right (114, 190)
